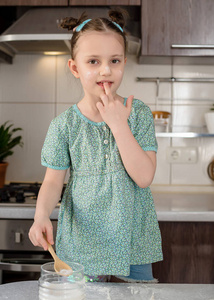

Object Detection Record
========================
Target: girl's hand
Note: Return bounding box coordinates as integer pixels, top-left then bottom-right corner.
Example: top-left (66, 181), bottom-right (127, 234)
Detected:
top-left (28, 217), bottom-right (54, 251)
top-left (96, 82), bottom-right (134, 132)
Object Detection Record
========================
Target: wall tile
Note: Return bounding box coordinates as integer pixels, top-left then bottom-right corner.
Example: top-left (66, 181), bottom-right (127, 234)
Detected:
top-left (0, 103), bottom-right (55, 182)
top-left (170, 137), bottom-right (214, 185)
top-left (0, 55), bottom-right (56, 103)
top-left (173, 65), bottom-right (214, 104)
top-left (118, 55), bottom-right (172, 105)
top-left (172, 104), bottom-right (211, 132)
top-left (171, 162), bottom-right (209, 185)
top-left (56, 55), bottom-right (83, 104)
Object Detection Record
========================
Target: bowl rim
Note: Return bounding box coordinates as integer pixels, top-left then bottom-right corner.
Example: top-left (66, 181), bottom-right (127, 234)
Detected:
top-left (41, 261), bottom-right (84, 275)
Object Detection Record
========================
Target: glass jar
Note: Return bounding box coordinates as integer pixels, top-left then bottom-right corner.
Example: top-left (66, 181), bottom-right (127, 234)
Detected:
top-left (39, 261), bottom-right (85, 300)
top-left (152, 111), bottom-right (171, 132)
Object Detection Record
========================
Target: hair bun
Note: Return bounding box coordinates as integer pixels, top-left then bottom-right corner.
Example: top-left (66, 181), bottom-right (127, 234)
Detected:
top-left (108, 8), bottom-right (128, 29)
top-left (60, 12), bottom-right (88, 31)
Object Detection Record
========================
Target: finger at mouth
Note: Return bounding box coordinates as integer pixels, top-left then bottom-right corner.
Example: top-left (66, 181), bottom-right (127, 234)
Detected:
top-left (97, 82), bottom-right (112, 89)
top-left (103, 82), bottom-right (111, 95)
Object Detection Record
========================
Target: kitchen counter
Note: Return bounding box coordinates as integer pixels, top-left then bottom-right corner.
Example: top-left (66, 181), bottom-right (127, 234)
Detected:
top-left (0, 192), bottom-right (214, 222)
top-left (0, 206), bottom-right (59, 220)
top-left (0, 281), bottom-right (214, 300)
top-left (153, 192), bottom-right (214, 222)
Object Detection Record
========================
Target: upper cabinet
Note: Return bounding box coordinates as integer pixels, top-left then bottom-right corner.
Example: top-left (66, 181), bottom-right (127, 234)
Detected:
top-left (140, 0), bottom-right (214, 62)
top-left (69, 1), bottom-right (140, 5)
top-left (0, 0), bottom-right (140, 5)
top-left (0, 0), bottom-right (68, 5)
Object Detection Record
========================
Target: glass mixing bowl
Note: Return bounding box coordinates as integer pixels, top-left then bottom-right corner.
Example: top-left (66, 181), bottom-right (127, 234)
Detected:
top-left (39, 261), bottom-right (85, 300)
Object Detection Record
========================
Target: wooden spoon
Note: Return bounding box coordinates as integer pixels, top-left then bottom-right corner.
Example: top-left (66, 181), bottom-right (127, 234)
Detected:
top-left (43, 234), bottom-right (73, 276)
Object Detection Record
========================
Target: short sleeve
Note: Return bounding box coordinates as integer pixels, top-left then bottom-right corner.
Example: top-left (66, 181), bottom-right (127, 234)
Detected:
top-left (41, 118), bottom-right (71, 170)
top-left (131, 100), bottom-right (158, 153)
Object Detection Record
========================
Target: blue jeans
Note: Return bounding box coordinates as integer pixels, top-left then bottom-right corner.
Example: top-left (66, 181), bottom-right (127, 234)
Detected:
top-left (85, 264), bottom-right (156, 283)
top-left (115, 264), bottom-right (156, 282)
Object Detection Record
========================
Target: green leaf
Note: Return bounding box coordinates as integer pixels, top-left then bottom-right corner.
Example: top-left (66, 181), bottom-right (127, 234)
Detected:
top-left (0, 122), bottom-right (23, 163)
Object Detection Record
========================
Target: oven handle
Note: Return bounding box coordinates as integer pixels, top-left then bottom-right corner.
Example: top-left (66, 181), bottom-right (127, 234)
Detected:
top-left (0, 262), bottom-right (41, 272)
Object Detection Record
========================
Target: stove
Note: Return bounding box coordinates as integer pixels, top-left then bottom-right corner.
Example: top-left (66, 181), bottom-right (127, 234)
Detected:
top-left (0, 182), bottom-right (65, 207)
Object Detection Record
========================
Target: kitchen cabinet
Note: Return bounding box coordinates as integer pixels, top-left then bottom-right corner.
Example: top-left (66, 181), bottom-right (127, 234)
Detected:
top-left (69, 0), bottom-right (140, 5)
top-left (153, 222), bottom-right (214, 284)
top-left (0, 0), bottom-right (68, 5)
top-left (0, 0), bottom-right (140, 5)
top-left (140, 0), bottom-right (214, 62)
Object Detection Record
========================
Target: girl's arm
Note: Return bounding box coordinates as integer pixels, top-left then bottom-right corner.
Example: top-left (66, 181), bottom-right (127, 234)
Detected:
top-left (111, 123), bottom-right (156, 188)
top-left (29, 167), bottom-right (67, 250)
top-left (97, 82), bottom-right (156, 188)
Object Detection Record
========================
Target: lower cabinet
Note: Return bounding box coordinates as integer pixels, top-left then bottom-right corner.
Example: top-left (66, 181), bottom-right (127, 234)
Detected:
top-left (153, 222), bottom-right (214, 283)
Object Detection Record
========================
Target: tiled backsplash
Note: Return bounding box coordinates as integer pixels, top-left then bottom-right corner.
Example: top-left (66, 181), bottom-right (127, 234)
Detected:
top-left (0, 54), bottom-right (213, 189)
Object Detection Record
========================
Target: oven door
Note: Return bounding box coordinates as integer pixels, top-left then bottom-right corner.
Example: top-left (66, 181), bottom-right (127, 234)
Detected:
top-left (0, 252), bottom-right (53, 284)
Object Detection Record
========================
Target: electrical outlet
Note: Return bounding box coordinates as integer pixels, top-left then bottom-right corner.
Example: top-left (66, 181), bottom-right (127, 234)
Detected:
top-left (166, 147), bottom-right (198, 164)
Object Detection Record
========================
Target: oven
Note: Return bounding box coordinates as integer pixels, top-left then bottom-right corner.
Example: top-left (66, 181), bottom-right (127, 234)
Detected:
top-left (0, 219), bottom-right (58, 284)
top-left (0, 182), bottom-right (62, 284)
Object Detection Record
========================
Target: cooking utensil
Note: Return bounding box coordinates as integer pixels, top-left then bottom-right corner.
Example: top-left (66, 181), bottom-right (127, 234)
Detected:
top-left (43, 233), bottom-right (73, 276)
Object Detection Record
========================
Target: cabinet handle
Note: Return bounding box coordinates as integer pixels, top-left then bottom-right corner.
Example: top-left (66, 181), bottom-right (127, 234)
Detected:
top-left (171, 44), bottom-right (214, 49)
top-left (15, 232), bottom-right (22, 243)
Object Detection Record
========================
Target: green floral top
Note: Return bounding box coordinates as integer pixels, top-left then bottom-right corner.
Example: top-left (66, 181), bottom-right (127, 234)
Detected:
top-left (41, 98), bottom-right (163, 276)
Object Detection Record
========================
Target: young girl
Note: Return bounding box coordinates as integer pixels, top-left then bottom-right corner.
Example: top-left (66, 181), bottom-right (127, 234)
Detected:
top-left (29, 9), bottom-right (163, 283)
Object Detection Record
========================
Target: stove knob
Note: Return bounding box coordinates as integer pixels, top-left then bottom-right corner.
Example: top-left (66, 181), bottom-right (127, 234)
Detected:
top-left (0, 191), bottom-right (9, 202)
top-left (16, 191), bottom-right (25, 203)
top-left (15, 232), bottom-right (22, 243)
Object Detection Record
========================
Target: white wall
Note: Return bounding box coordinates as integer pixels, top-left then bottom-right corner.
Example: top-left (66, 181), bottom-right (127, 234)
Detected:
top-left (0, 54), bottom-right (214, 189)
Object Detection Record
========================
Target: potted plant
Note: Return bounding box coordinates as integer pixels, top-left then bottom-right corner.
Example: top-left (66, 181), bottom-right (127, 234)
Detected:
top-left (204, 104), bottom-right (214, 134)
top-left (0, 122), bottom-right (23, 188)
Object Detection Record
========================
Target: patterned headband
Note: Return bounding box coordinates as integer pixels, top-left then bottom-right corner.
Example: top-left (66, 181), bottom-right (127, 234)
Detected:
top-left (75, 19), bottom-right (123, 32)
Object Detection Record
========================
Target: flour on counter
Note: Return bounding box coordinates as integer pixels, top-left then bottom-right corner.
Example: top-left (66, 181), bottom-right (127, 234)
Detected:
top-left (150, 292), bottom-right (155, 300)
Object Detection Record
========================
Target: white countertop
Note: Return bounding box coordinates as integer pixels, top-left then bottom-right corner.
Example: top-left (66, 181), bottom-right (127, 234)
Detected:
top-left (0, 281), bottom-right (214, 300)
top-left (0, 206), bottom-right (59, 220)
top-left (0, 192), bottom-right (214, 222)
top-left (153, 192), bottom-right (214, 222)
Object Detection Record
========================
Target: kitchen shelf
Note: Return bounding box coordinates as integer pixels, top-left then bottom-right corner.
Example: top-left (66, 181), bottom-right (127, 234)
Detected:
top-left (156, 132), bottom-right (214, 138)
top-left (136, 76), bottom-right (214, 99)
top-left (136, 77), bottom-right (214, 83)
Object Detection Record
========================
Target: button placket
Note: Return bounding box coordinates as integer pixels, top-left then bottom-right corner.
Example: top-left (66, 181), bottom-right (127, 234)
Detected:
top-left (103, 125), bottom-right (110, 161)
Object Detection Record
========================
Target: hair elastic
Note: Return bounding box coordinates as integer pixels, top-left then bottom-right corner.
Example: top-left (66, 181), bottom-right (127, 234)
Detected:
top-left (75, 18), bottom-right (123, 33)
top-left (112, 21), bottom-right (123, 32)
top-left (75, 19), bottom-right (92, 32)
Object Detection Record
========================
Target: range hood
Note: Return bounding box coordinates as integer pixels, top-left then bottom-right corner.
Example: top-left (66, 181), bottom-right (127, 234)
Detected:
top-left (0, 7), bottom-right (141, 64)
